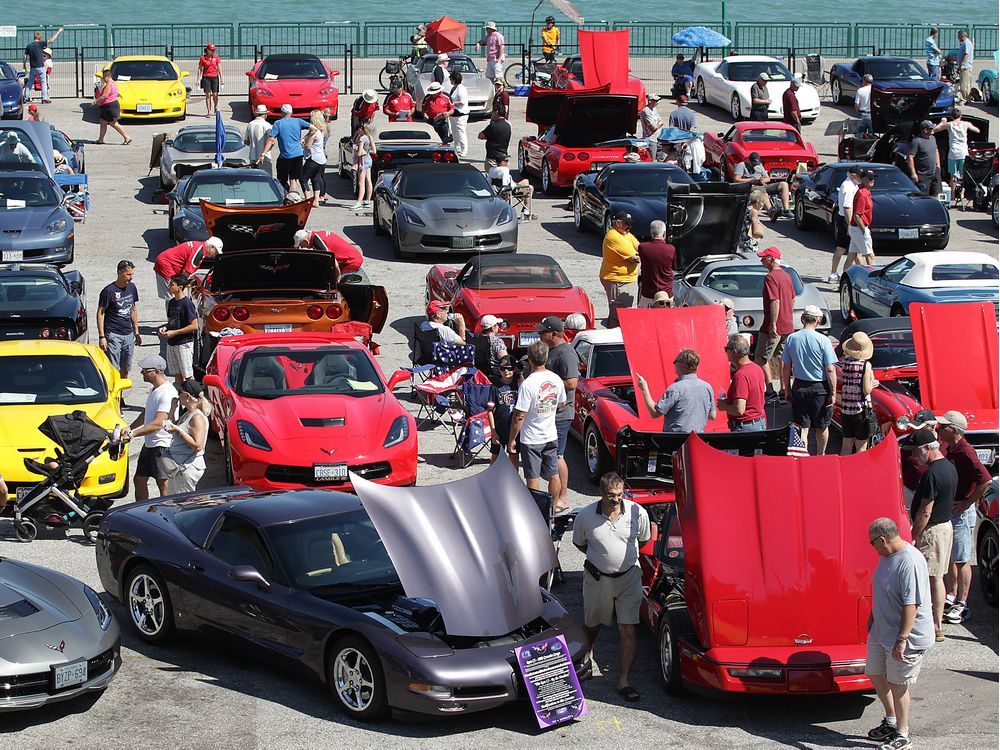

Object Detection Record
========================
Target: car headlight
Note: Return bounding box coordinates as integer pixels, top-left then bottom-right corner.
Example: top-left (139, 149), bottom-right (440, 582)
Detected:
top-left (180, 216), bottom-right (203, 231)
top-left (383, 415), bottom-right (410, 449)
top-left (84, 586), bottom-right (113, 631)
top-left (497, 205), bottom-right (515, 225)
top-left (255, 87), bottom-right (273, 98)
top-left (401, 207), bottom-right (425, 226)
top-left (47, 218), bottom-right (68, 233)
top-left (168, 87), bottom-right (184, 97)
top-left (896, 415), bottom-right (911, 431)
top-left (237, 420), bottom-right (271, 451)
top-left (319, 84), bottom-right (335, 97)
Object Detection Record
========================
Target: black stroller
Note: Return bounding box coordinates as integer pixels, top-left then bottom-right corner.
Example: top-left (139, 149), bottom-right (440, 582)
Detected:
top-left (13, 411), bottom-right (125, 543)
top-left (529, 488), bottom-right (577, 590)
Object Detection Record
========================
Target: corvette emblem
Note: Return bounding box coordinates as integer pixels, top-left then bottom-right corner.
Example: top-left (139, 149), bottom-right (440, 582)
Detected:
top-left (320, 447), bottom-right (337, 455)
top-left (456, 224), bottom-right (468, 229)
top-left (794, 634), bottom-right (813, 646)
top-left (230, 222), bottom-right (284, 238)
top-left (46, 640), bottom-right (66, 653)
top-left (259, 263), bottom-right (290, 274)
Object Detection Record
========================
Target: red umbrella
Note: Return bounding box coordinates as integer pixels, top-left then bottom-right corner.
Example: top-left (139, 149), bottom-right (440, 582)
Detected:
top-left (425, 16), bottom-right (468, 53)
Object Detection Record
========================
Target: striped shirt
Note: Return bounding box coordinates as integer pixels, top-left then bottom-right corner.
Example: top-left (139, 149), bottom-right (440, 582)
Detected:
top-left (839, 357), bottom-right (870, 415)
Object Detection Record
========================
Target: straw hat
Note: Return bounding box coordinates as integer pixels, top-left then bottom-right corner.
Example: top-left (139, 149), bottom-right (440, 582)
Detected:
top-left (842, 331), bottom-right (873, 360)
top-left (426, 82), bottom-right (443, 95)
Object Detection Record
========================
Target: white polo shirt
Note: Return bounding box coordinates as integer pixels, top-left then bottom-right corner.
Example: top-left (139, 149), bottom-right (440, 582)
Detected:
top-left (572, 499), bottom-right (651, 574)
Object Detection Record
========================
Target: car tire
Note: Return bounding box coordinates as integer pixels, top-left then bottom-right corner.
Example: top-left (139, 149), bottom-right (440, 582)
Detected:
top-left (602, 211), bottom-right (613, 238)
top-left (839, 279), bottom-right (855, 321)
top-left (658, 614), bottom-right (685, 695)
top-left (327, 636), bottom-right (389, 721)
top-left (517, 143), bottom-right (527, 178)
top-left (730, 94), bottom-right (743, 121)
top-left (167, 204), bottom-right (176, 240)
top-left (983, 79), bottom-right (993, 106)
top-left (793, 191), bottom-right (815, 230)
top-left (831, 77), bottom-right (844, 105)
top-left (542, 159), bottom-right (556, 195)
top-left (125, 564), bottom-right (176, 645)
top-left (978, 523), bottom-right (999, 606)
top-left (890, 304), bottom-right (906, 317)
top-left (391, 217), bottom-right (413, 259)
top-left (572, 192), bottom-right (587, 232)
top-left (372, 203), bottom-right (386, 236)
top-left (696, 78), bottom-right (707, 106)
top-left (223, 430), bottom-right (234, 485)
top-left (583, 421), bottom-right (611, 485)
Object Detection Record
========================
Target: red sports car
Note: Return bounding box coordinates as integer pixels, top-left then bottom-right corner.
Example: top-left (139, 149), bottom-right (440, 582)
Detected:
top-left (518, 88), bottom-right (649, 194)
top-left (550, 54), bottom-right (648, 110)
top-left (703, 121), bottom-right (818, 181)
top-left (201, 332), bottom-right (416, 492)
top-left (246, 53), bottom-right (340, 119)
top-left (425, 254), bottom-right (594, 353)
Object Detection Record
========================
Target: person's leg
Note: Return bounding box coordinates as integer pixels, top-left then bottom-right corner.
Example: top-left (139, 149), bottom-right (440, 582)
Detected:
top-left (840, 436), bottom-right (856, 456)
top-left (112, 121), bottom-right (130, 142)
top-left (779, 180), bottom-right (790, 211)
top-left (869, 673), bottom-right (894, 719)
top-left (40, 68), bottom-right (49, 102)
top-left (134, 475), bottom-right (150, 501)
top-left (547, 472), bottom-right (561, 501)
top-left (889, 682), bottom-right (911, 737)
top-left (930, 574), bottom-right (946, 631)
top-left (617, 623), bottom-right (637, 691)
top-left (602, 280), bottom-right (619, 327)
top-left (212, 91), bottom-right (220, 113)
top-left (956, 561), bottom-right (973, 608)
top-left (364, 170), bottom-right (374, 202)
top-left (156, 478), bottom-right (170, 497)
top-left (813, 427), bottom-right (829, 455)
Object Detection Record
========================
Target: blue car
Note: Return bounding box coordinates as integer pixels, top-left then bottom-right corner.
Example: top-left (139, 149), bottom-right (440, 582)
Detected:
top-left (830, 56), bottom-right (953, 120)
top-left (978, 67), bottom-right (998, 106)
top-left (50, 126), bottom-right (85, 174)
top-left (839, 251), bottom-right (999, 322)
top-left (0, 169), bottom-right (75, 265)
top-left (0, 62), bottom-right (25, 120)
top-left (166, 168), bottom-right (284, 242)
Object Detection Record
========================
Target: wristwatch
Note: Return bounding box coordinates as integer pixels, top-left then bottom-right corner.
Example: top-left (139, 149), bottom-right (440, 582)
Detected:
top-left (896, 634), bottom-right (909, 642)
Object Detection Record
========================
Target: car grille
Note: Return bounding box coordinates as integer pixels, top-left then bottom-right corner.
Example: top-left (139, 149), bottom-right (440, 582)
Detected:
top-left (421, 234), bottom-right (502, 249)
top-left (123, 107), bottom-right (168, 115)
top-left (0, 647), bottom-right (115, 699)
top-left (87, 648), bottom-right (116, 679)
top-left (264, 461), bottom-right (392, 485)
top-left (452, 685), bottom-right (508, 698)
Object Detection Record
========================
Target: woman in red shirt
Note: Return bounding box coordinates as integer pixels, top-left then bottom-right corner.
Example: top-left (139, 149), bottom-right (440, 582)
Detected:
top-left (198, 43), bottom-right (223, 116)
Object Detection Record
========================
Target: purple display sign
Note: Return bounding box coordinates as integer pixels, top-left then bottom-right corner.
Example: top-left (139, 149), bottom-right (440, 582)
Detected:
top-left (515, 634), bottom-right (588, 728)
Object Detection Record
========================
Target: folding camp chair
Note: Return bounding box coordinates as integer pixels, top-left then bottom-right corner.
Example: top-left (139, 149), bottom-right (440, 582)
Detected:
top-left (452, 375), bottom-right (496, 467)
top-left (413, 366), bottom-right (476, 428)
top-left (804, 55), bottom-right (829, 98)
top-left (54, 173), bottom-right (89, 222)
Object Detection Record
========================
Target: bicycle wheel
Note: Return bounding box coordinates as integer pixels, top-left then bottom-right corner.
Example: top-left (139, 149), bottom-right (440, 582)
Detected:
top-left (503, 63), bottom-right (526, 88)
top-left (378, 65), bottom-right (391, 91)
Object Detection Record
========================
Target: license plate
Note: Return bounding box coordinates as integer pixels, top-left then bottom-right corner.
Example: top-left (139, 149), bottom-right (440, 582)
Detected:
top-left (314, 463), bottom-right (348, 482)
top-left (16, 486), bottom-right (32, 501)
top-left (53, 660), bottom-right (88, 690)
top-left (263, 324), bottom-right (292, 333)
top-left (136, 103), bottom-right (153, 113)
top-left (2, 250), bottom-right (23, 262)
top-left (591, 161), bottom-right (610, 171)
top-left (770, 169), bottom-right (789, 178)
top-left (976, 448), bottom-right (995, 465)
top-left (898, 228), bottom-right (919, 240)
top-left (452, 236), bottom-right (474, 249)
top-left (518, 330), bottom-right (540, 347)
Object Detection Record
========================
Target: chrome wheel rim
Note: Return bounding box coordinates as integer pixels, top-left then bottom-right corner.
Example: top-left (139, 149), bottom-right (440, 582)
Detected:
top-left (839, 283), bottom-right (852, 319)
top-left (659, 622), bottom-right (673, 683)
top-left (794, 197), bottom-right (804, 225)
top-left (129, 573), bottom-right (165, 636)
top-left (697, 79), bottom-right (705, 105)
top-left (573, 194), bottom-right (582, 227)
top-left (981, 533), bottom-right (998, 596)
top-left (333, 648), bottom-right (376, 712)
top-left (731, 95), bottom-right (740, 120)
top-left (517, 145), bottom-right (525, 174)
top-left (832, 80), bottom-right (841, 102)
top-left (542, 161), bottom-right (551, 191)
top-left (585, 428), bottom-right (600, 475)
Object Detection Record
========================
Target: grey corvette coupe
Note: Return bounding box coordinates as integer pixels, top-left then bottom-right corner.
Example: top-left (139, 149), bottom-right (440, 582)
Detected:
top-left (96, 458), bottom-right (586, 720)
top-left (157, 124), bottom-right (252, 189)
top-left (0, 557), bottom-right (120, 711)
top-left (372, 163), bottom-right (517, 258)
top-left (404, 54), bottom-right (494, 118)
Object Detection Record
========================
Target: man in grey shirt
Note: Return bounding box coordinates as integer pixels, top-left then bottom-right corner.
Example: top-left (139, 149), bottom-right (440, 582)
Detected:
top-left (635, 348), bottom-right (716, 432)
top-left (865, 517), bottom-right (935, 750)
top-left (906, 120), bottom-right (941, 197)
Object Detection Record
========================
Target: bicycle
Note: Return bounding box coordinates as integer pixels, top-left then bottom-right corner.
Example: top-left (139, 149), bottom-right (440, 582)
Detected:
top-left (378, 55), bottom-right (411, 91)
top-left (503, 55), bottom-right (557, 88)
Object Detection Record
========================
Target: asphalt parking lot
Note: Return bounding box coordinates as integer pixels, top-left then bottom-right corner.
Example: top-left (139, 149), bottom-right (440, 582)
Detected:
top-left (1, 89), bottom-right (997, 749)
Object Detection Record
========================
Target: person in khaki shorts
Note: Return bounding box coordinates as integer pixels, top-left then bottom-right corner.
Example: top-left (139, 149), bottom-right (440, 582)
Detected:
top-left (902, 428), bottom-right (957, 642)
top-left (572, 472), bottom-right (650, 703)
top-left (865, 517), bottom-right (936, 750)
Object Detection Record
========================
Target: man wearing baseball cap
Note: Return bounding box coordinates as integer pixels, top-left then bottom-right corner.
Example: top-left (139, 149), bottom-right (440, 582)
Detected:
top-left (126, 355), bottom-right (179, 501)
top-left (780, 304), bottom-right (837, 454)
top-left (538, 316), bottom-right (577, 513)
top-left (420, 300), bottom-right (466, 345)
top-left (848, 170), bottom-right (876, 268)
top-left (639, 95), bottom-right (663, 160)
top-left (906, 120), bottom-right (941, 199)
top-left (755, 247), bottom-right (795, 403)
top-left (782, 76), bottom-right (802, 132)
top-left (732, 151), bottom-right (792, 219)
top-left (749, 70), bottom-right (771, 121)
top-left (154, 237), bottom-right (223, 310)
top-left (600, 211), bottom-right (640, 327)
top-left (258, 103), bottom-right (310, 193)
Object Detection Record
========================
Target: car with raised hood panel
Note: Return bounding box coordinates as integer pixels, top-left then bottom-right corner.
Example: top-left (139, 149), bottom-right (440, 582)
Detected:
top-left (246, 53), bottom-right (340, 120)
top-left (166, 167), bottom-right (285, 242)
top-left (96, 460), bottom-right (587, 720)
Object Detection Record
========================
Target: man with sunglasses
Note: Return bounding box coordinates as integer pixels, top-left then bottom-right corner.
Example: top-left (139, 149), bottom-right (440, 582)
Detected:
top-left (125, 355), bottom-right (178, 501)
top-left (865, 517), bottom-right (934, 750)
top-left (720, 297), bottom-right (738, 337)
top-left (97, 260), bottom-right (141, 378)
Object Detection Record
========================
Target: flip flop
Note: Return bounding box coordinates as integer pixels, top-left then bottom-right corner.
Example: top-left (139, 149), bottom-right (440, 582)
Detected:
top-left (618, 685), bottom-right (640, 702)
top-left (123, 139), bottom-right (132, 146)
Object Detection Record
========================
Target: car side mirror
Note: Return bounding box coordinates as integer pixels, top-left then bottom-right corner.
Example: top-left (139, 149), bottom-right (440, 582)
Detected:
top-left (69, 280), bottom-right (83, 294)
top-left (165, 191), bottom-right (175, 201)
top-left (16, 71), bottom-right (25, 80)
top-left (230, 565), bottom-right (270, 591)
top-left (180, 71), bottom-right (190, 78)
top-left (202, 374), bottom-right (224, 390)
top-left (525, 135), bottom-right (537, 142)
top-left (717, 132), bottom-right (724, 138)
top-left (245, 70), bottom-right (254, 78)
top-left (117, 378), bottom-right (133, 392)
top-left (331, 69), bottom-right (341, 77)
top-left (387, 369), bottom-right (412, 390)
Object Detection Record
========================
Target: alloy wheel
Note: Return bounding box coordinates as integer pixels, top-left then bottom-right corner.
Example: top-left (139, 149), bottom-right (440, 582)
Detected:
top-left (333, 647), bottom-right (376, 712)
top-left (129, 572), bottom-right (165, 636)
top-left (696, 79), bottom-right (706, 105)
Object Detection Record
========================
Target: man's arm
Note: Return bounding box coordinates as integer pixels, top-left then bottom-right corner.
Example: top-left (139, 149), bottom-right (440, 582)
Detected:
top-left (507, 409), bottom-right (525, 453)
top-left (636, 375), bottom-right (663, 419)
top-left (717, 397), bottom-right (746, 417)
top-left (957, 479), bottom-right (991, 513)
top-left (130, 410), bottom-right (170, 439)
top-left (131, 300), bottom-right (141, 344)
top-left (452, 315), bottom-right (466, 343)
top-left (96, 305), bottom-right (108, 351)
top-left (824, 363), bottom-right (837, 409)
top-left (891, 604), bottom-right (918, 661)
top-left (781, 360), bottom-right (793, 399)
top-left (911, 496), bottom-right (934, 540)
top-left (256, 136), bottom-right (276, 164)
top-left (768, 299), bottom-right (779, 335)
top-left (47, 27), bottom-right (64, 45)
top-left (906, 151), bottom-right (919, 180)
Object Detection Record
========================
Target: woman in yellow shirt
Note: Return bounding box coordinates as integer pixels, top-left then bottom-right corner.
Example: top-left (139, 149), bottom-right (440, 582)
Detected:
top-left (541, 17), bottom-right (560, 62)
top-left (599, 211), bottom-right (640, 327)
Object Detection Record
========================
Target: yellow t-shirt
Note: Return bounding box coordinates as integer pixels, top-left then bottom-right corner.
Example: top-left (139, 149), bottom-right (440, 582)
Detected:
top-left (600, 229), bottom-right (640, 282)
top-left (541, 27), bottom-right (560, 53)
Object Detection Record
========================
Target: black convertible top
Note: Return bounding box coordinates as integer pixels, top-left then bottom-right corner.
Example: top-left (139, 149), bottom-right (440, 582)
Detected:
top-left (462, 253), bottom-right (559, 271)
top-left (839, 316), bottom-right (911, 344)
top-left (260, 53), bottom-right (322, 61)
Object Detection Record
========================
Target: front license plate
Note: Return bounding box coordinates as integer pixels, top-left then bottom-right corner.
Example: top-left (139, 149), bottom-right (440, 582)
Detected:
top-left (53, 660), bottom-right (88, 690)
top-left (2, 250), bottom-right (23, 262)
top-left (314, 463), bottom-right (348, 482)
top-left (976, 448), bottom-right (995, 465)
top-left (518, 330), bottom-right (540, 347)
top-left (136, 103), bottom-right (153, 113)
top-left (452, 236), bottom-right (474, 249)
top-left (769, 169), bottom-right (789, 179)
top-left (898, 228), bottom-right (919, 240)
top-left (263, 324), bottom-right (292, 333)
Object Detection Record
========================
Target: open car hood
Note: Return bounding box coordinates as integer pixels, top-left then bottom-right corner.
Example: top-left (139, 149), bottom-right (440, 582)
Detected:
top-left (202, 200), bottom-right (312, 253)
top-left (870, 84), bottom-right (942, 133)
top-left (665, 181), bottom-right (751, 266)
top-left (910, 301), bottom-right (999, 430)
top-left (209, 249), bottom-right (337, 292)
top-left (351, 456), bottom-right (557, 638)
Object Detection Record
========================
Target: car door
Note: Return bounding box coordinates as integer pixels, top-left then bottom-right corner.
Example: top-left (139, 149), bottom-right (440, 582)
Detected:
top-left (860, 258), bottom-right (914, 317)
top-left (704, 127), bottom-right (732, 165)
top-left (802, 166), bottom-right (837, 225)
top-left (571, 339), bottom-right (594, 433)
top-left (845, 60), bottom-right (865, 96)
top-left (584, 170), bottom-right (610, 224)
top-left (706, 61), bottom-right (728, 105)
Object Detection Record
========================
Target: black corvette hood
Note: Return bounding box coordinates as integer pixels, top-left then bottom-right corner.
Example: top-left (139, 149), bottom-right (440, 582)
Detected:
top-left (352, 456), bottom-right (557, 638)
top-left (871, 192), bottom-right (948, 226)
top-left (666, 181), bottom-right (751, 267)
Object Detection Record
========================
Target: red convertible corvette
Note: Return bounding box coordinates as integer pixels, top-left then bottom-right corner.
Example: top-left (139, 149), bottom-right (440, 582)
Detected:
top-left (246, 53), bottom-right (340, 119)
top-left (518, 87), bottom-right (648, 194)
top-left (703, 121), bottom-right (818, 181)
top-left (425, 254), bottom-right (594, 352)
top-left (201, 332), bottom-right (416, 492)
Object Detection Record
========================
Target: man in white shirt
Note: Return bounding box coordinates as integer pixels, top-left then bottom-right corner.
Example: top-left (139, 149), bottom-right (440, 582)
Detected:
top-left (829, 167), bottom-right (861, 283)
top-left (639, 95), bottom-right (663, 160)
top-left (487, 154), bottom-right (535, 220)
top-left (957, 30), bottom-right (974, 103)
top-left (448, 71), bottom-right (470, 157)
top-left (0, 132), bottom-right (34, 163)
top-left (509, 341), bottom-right (565, 499)
top-left (855, 74), bottom-right (873, 134)
top-left (244, 104), bottom-right (274, 175)
top-left (126, 355), bottom-right (179, 501)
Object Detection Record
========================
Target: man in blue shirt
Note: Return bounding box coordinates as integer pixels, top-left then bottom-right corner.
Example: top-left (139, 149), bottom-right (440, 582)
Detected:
top-left (924, 27), bottom-right (942, 80)
top-left (780, 304), bottom-right (837, 454)
top-left (667, 94), bottom-right (697, 131)
top-left (256, 103), bottom-right (310, 193)
top-left (635, 348), bottom-right (716, 433)
top-left (23, 27), bottom-right (63, 104)
top-left (957, 30), bottom-right (974, 103)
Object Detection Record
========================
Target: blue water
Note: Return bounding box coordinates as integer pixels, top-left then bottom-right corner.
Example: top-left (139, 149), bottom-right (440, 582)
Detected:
top-left (8, 0), bottom-right (999, 25)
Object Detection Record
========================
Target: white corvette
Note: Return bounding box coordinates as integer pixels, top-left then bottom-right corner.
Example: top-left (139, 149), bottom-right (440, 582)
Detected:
top-left (693, 55), bottom-right (821, 123)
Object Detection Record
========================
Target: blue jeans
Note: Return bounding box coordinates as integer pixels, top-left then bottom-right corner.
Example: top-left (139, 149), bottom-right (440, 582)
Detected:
top-left (927, 63), bottom-right (941, 81)
top-left (26, 66), bottom-right (48, 101)
top-left (729, 417), bottom-right (766, 432)
top-left (105, 331), bottom-right (135, 374)
top-left (951, 505), bottom-right (977, 563)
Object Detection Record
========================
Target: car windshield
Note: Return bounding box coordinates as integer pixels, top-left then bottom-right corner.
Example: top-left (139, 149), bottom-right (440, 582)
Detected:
top-left (742, 128), bottom-right (801, 143)
top-left (0, 63), bottom-right (17, 81)
top-left (0, 128), bottom-right (46, 167)
top-left (265, 511), bottom-right (398, 591)
top-left (866, 330), bottom-right (916, 369)
top-left (0, 175), bottom-right (59, 207)
top-left (591, 344), bottom-right (629, 377)
top-left (463, 260), bottom-right (572, 289)
top-left (418, 57), bottom-right (478, 75)
top-left (171, 130), bottom-right (244, 154)
top-left (184, 174), bottom-right (283, 205)
top-left (50, 130), bottom-right (73, 153)
top-left (867, 59), bottom-right (928, 80)
top-left (0, 275), bottom-right (65, 310)
top-left (851, 168), bottom-right (918, 192)
top-left (727, 60), bottom-right (792, 82)
top-left (702, 265), bottom-right (805, 297)
top-left (930, 263), bottom-right (999, 281)
top-left (235, 348), bottom-right (384, 398)
top-left (258, 57), bottom-right (327, 80)
top-left (109, 60), bottom-right (177, 81)
top-left (378, 129), bottom-right (434, 142)
top-left (397, 169), bottom-right (493, 199)
top-left (606, 169), bottom-right (691, 196)
top-left (173, 501), bottom-right (227, 545)
top-left (0, 354), bottom-right (107, 405)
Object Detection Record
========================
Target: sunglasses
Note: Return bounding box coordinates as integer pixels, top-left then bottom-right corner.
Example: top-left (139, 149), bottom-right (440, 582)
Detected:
top-left (869, 535), bottom-right (884, 546)
top-left (499, 366), bottom-right (514, 371)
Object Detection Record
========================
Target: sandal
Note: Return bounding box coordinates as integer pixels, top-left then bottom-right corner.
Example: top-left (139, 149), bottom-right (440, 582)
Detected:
top-left (95, 140), bottom-right (105, 145)
top-left (617, 685), bottom-right (640, 702)
top-left (123, 139), bottom-right (132, 146)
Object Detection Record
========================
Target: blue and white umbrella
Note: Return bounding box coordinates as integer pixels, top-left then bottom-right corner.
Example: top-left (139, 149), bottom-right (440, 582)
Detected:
top-left (656, 127), bottom-right (703, 144)
top-left (671, 26), bottom-right (731, 48)
top-left (213, 110), bottom-right (225, 168)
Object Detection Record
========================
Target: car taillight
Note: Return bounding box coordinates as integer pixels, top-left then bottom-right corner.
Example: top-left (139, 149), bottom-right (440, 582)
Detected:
top-left (577, 152), bottom-right (590, 160)
top-left (432, 152), bottom-right (442, 161)
top-left (563, 153), bottom-right (576, 161)
top-left (39, 327), bottom-right (51, 338)
top-left (444, 152), bottom-right (456, 161)
top-left (381, 152), bottom-right (392, 162)
top-left (232, 307), bottom-right (250, 322)
top-left (325, 304), bottom-right (344, 319)
top-left (306, 305), bottom-right (324, 320)
top-left (213, 307), bottom-right (231, 321)
top-left (55, 327), bottom-right (69, 339)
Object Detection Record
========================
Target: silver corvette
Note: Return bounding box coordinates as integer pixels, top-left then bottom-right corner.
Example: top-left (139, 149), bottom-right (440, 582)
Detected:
top-left (404, 54), bottom-right (494, 118)
top-left (0, 557), bottom-right (120, 711)
top-left (674, 253), bottom-right (832, 335)
top-left (156, 124), bottom-right (253, 189)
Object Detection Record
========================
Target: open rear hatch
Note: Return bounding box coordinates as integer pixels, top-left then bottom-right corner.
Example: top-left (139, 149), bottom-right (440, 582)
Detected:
top-left (209, 250), bottom-right (337, 293)
top-left (201, 200), bottom-right (313, 252)
top-left (870, 83), bottom-right (943, 135)
top-left (665, 181), bottom-right (751, 266)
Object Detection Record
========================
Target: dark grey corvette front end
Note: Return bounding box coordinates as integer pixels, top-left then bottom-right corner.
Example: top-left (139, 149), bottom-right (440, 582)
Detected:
top-left (95, 458), bottom-right (586, 720)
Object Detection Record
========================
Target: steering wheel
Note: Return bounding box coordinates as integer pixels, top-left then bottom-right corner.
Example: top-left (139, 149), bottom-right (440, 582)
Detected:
top-left (52, 378), bottom-right (84, 394)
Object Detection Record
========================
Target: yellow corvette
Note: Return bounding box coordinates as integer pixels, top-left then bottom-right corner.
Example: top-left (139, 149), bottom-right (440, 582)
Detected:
top-left (95, 55), bottom-right (190, 120)
top-left (0, 340), bottom-right (131, 504)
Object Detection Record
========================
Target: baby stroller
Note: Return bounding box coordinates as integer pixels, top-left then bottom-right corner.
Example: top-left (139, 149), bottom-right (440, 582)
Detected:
top-left (528, 488), bottom-right (577, 590)
top-left (961, 146), bottom-right (998, 212)
top-left (13, 411), bottom-right (125, 543)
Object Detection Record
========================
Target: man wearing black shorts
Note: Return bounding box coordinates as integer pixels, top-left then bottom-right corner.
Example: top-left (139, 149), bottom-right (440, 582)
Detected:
top-left (125, 355), bottom-right (178, 501)
top-left (780, 306), bottom-right (838, 454)
top-left (539, 316), bottom-right (578, 514)
top-left (257, 103), bottom-right (309, 193)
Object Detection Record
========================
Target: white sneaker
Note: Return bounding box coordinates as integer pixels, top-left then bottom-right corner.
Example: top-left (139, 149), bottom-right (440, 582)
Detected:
top-left (349, 202), bottom-right (363, 211)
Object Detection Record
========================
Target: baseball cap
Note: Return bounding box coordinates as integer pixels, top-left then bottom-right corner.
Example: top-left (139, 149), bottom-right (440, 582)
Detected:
top-left (178, 378), bottom-right (204, 397)
top-left (937, 410), bottom-right (968, 431)
top-left (901, 427), bottom-right (937, 450)
top-left (848, 166), bottom-right (863, 175)
top-left (138, 355), bottom-right (167, 372)
top-left (280, 103), bottom-right (293, 114)
top-left (648, 93), bottom-right (660, 102)
top-left (536, 315), bottom-right (565, 334)
top-left (28, 103), bottom-right (38, 112)
top-left (862, 169), bottom-right (877, 180)
top-left (908, 409), bottom-right (938, 429)
top-left (613, 210), bottom-right (633, 224)
top-left (748, 151), bottom-right (762, 163)
top-left (480, 314), bottom-right (504, 329)
top-left (676, 94), bottom-right (688, 104)
top-left (426, 300), bottom-right (449, 316)
top-left (758, 71), bottom-right (770, 80)
top-left (803, 304), bottom-right (823, 317)
top-left (756, 246), bottom-right (782, 260)
top-left (205, 42), bottom-right (216, 50)
top-left (919, 119), bottom-right (933, 130)
top-left (791, 75), bottom-right (802, 87)
top-left (254, 104), bottom-right (267, 115)
top-left (204, 237), bottom-right (223, 252)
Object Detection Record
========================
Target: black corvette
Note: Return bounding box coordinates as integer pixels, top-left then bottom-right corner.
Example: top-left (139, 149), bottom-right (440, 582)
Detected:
top-left (794, 162), bottom-right (950, 250)
top-left (0, 263), bottom-right (86, 341)
top-left (95, 460), bottom-right (587, 720)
